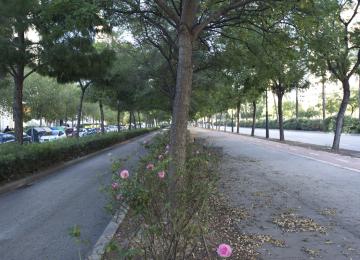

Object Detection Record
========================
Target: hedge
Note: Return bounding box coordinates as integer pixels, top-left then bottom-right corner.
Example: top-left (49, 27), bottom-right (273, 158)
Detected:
top-left (0, 128), bottom-right (156, 184)
top-left (224, 116), bottom-right (360, 133)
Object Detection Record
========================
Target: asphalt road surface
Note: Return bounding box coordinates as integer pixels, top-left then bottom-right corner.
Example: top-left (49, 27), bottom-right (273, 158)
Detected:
top-left (191, 127), bottom-right (360, 259)
top-left (0, 131), bottom-right (157, 260)
top-left (212, 126), bottom-right (360, 152)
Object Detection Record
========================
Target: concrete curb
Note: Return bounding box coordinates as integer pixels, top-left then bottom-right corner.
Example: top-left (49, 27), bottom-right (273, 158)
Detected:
top-left (87, 209), bottom-right (128, 260)
top-left (0, 131), bottom-right (156, 195)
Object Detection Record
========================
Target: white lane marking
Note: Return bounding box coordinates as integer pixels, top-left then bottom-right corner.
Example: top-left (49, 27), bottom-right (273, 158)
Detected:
top-left (286, 151), bottom-right (360, 174)
top-left (335, 158), bottom-right (349, 163)
top-left (309, 152), bottom-right (319, 156)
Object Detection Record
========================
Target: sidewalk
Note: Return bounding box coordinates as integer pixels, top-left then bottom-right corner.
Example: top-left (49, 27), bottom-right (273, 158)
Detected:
top-left (192, 127), bottom-right (360, 259)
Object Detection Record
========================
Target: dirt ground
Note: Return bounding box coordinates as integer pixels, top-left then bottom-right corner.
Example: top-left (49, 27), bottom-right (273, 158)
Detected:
top-left (219, 154), bottom-right (360, 259)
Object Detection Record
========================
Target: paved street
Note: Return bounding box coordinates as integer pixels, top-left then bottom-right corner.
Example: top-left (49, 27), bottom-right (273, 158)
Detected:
top-left (0, 132), bottom-right (156, 260)
top-left (191, 127), bottom-right (360, 259)
top-left (213, 126), bottom-right (360, 152)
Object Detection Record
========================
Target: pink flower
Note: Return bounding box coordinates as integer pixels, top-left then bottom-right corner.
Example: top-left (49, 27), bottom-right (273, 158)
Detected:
top-left (165, 144), bottom-right (170, 150)
top-left (146, 163), bottom-right (154, 170)
top-left (116, 194), bottom-right (122, 201)
top-left (111, 182), bottom-right (119, 190)
top-left (158, 154), bottom-right (164, 160)
top-left (217, 244), bottom-right (232, 258)
top-left (158, 170), bottom-right (166, 179)
top-left (119, 169), bottom-right (129, 179)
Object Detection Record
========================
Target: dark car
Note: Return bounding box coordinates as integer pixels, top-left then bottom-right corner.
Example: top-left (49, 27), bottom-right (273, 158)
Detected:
top-left (0, 133), bottom-right (16, 144)
top-left (7, 131), bottom-right (32, 144)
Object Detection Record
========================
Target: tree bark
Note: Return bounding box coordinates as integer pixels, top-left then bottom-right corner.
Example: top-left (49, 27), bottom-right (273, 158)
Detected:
top-left (128, 111), bottom-right (132, 130)
top-left (277, 92), bottom-right (285, 141)
top-left (236, 100), bottom-right (240, 134)
top-left (231, 110), bottom-right (234, 133)
top-left (137, 111), bottom-right (142, 128)
top-left (76, 87), bottom-right (86, 138)
top-left (99, 99), bottom-right (105, 134)
top-left (358, 75), bottom-right (360, 121)
top-left (169, 24), bottom-right (193, 171)
top-left (322, 80), bottom-right (326, 130)
top-left (332, 80), bottom-right (351, 151)
top-left (265, 89), bottom-right (269, 139)
top-left (13, 71), bottom-right (24, 144)
top-left (224, 112), bottom-right (227, 132)
top-left (117, 101), bottom-right (121, 132)
top-left (295, 86), bottom-right (299, 121)
top-left (251, 101), bottom-right (256, 137)
top-left (273, 93), bottom-right (279, 123)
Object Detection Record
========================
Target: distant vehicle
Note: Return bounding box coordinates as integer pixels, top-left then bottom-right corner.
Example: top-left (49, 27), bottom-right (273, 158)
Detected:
top-left (106, 125), bottom-right (119, 132)
top-left (0, 133), bottom-right (15, 144)
top-left (7, 131), bottom-right (32, 144)
top-left (26, 127), bottom-right (53, 143)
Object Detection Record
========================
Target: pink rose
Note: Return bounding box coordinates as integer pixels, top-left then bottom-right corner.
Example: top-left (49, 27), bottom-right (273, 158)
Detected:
top-left (158, 170), bottom-right (165, 179)
top-left (111, 182), bottom-right (119, 190)
top-left (119, 169), bottom-right (129, 179)
top-left (158, 154), bottom-right (164, 160)
top-left (217, 244), bottom-right (232, 258)
top-left (146, 163), bottom-right (154, 170)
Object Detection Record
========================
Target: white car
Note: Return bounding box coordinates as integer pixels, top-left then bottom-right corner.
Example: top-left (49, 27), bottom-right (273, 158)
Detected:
top-left (39, 130), bottom-right (66, 143)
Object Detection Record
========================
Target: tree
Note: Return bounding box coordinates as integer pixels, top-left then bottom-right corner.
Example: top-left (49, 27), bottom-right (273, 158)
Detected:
top-left (114, 0), bottom-right (294, 174)
top-left (297, 0), bottom-right (360, 150)
top-left (0, 0), bottom-right (110, 143)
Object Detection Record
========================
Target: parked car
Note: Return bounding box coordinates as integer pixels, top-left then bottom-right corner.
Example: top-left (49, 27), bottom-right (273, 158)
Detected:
top-left (0, 133), bottom-right (15, 144)
top-left (7, 131), bottom-right (32, 144)
top-left (26, 127), bottom-right (53, 143)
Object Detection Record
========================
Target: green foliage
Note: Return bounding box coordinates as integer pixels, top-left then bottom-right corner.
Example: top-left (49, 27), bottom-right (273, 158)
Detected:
top-left (0, 129), bottom-right (155, 183)
top-left (108, 132), bottom-right (219, 259)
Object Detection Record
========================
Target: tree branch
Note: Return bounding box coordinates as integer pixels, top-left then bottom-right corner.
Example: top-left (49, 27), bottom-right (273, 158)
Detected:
top-left (192, 0), bottom-right (261, 39)
top-left (154, 0), bottom-right (180, 25)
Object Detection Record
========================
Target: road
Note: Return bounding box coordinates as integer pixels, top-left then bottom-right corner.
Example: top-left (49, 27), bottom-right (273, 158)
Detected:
top-left (210, 126), bottom-right (360, 152)
top-left (191, 127), bottom-right (360, 259)
top-left (0, 132), bottom-right (156, 260)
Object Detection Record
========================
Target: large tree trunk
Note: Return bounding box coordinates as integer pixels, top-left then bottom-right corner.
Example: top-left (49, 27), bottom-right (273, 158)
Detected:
top-left (251, 101), bottom-right (256, 137)
top-left (132, 111), bottom-right (137, 129)
top-left (231, 110), bottom-right (234, 133)
top-left (128, 111), bottom-right (132, 130)
top-left (295, 86), bottom-right (299, 121)
top-left (169, 24), bottom-right (193, 172)
top-left (277, 92), bottom-right (285, 141)
top-left (358, 75), bottom-right (360, 121)
top-left (117, 101), bottom-right (121, 132)
top-left (322, 80), bottom-right (326, 130)
top-left (332, 80), bottom-right (350, 151)
top-left (13, 72), bottom-right (24, 144)
top-left (99, 99), bottom-right (105, 134)
top-left (265, 89), bottom-right (269, 139)
top-left (273, 93), bottom-right (279, 123)
top-left (236, 100), bottom-right (240, 134)
top-left (137, 111), bottom-right (141, 128)
top-left (76, 88), bottom-right (86, 138)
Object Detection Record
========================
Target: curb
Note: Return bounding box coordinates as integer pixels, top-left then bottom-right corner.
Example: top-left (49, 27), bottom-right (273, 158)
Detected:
top-left (87, 209), bottom-right (128, 260)
top-left (0, 131), bottom-right (157, 195)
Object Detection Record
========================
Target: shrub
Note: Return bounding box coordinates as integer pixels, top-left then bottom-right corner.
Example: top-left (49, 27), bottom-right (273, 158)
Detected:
top-left (236, 117), bottom-right (360, 133)
top-left (0, 129), bottom-right (155, 184)
top-left (107, 132), bottom-right (219, 259)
